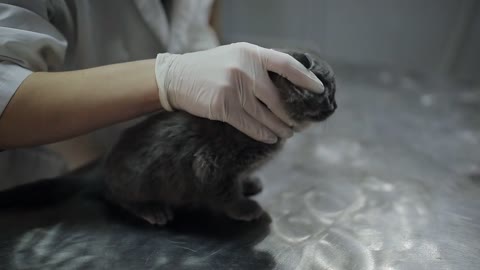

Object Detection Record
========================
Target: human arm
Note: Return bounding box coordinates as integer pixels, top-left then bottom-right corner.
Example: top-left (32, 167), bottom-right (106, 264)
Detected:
top-left (0, 3), bottom-right (324, 148)
top-left (0, 59), bottom-right (160, 148)
top-left (1, 41), bottom-right (325, 149)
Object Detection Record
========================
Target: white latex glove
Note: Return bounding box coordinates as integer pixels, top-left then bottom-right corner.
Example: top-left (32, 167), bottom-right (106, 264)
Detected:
top-left (155, 42), bottom-right (324, 143)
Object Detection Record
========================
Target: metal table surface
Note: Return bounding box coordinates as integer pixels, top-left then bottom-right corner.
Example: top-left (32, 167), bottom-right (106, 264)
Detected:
top-left (0, 67), bottom-right (479, 270)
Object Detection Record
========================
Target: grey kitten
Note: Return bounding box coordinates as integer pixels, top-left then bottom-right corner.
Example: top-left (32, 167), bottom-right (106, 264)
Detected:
top-left (103, 49), bottom-right (337, 225)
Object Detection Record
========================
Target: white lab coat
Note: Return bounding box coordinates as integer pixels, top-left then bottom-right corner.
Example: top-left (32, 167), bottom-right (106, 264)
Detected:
top-left (0, 0), bottom-right (219, 189)
top-left (0, 0), bottom-right (218, 116)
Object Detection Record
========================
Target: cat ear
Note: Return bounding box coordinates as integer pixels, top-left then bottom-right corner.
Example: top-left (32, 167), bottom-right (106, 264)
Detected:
top-left (311, 58), bottom-right (335, 87)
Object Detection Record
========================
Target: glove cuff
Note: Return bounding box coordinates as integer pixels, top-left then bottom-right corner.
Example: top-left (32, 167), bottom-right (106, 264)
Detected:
top-left (155, 53), bottom-right (175, 111)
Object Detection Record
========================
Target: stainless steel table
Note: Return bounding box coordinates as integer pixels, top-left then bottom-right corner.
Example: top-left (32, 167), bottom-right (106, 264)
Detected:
top-left (1, 66), bottom-right (479, 269)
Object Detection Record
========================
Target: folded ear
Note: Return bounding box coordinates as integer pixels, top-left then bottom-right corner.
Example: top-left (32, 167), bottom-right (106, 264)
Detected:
top-left (271, 48), bottom-right (335, 93)
top-left (307, 54), bottom-right (336, 92)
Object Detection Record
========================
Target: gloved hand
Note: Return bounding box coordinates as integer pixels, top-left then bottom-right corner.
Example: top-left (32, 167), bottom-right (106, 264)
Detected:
top-left (155, 42), bottom-right (324, 143)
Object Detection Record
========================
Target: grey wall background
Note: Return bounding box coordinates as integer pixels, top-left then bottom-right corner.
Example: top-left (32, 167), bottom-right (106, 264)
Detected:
top-left (219, 0), bottom-right (479, 82)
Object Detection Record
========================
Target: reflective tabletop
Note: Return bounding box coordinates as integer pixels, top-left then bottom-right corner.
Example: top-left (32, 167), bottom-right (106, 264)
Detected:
top-left (1, 66), bottom-right (479, 269)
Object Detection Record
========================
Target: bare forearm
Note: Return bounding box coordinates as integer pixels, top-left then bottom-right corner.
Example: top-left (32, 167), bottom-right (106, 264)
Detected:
top-left (0, 59), bottom-right (161, 148)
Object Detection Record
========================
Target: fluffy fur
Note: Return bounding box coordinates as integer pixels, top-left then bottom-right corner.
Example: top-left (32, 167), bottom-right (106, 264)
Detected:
top-left (103, 49), bottom-right (337, 225)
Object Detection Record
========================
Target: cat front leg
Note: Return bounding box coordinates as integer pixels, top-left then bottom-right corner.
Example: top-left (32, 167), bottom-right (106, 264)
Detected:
top-left (224, 198), bottom-right (264, 221)
top-left (216, 177), bottom-right (264, 221)
top-left (241, 175), bottom-right (263, 197)
top-left (202, 175), bottom-right (264, 222)
top-left (193, 148), bottom-right (264, 221)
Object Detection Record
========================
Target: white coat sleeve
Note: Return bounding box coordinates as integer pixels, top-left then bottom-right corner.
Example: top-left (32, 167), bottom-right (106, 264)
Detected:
top-left (0, 2), bottom-right (67, 117)
top-left (167, 0), bottom-right (219, 53)
top-left (185, 0), bottom-right (220, 51)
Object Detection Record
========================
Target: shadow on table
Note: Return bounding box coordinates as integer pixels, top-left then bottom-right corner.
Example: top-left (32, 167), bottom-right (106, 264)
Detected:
top-left (0, 161), bottom-right (276, 269)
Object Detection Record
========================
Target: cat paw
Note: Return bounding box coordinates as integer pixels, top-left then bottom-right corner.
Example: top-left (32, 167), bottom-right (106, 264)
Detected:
top-left (242, 176), bottom-right (263, 196)
top-left (131, 203), bottom-right (174, 226)
top-left (225, 199), bottom-right (264, 221)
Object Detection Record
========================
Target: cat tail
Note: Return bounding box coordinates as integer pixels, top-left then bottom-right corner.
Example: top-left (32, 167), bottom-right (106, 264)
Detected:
top-left (0, 160), bottom-right (104, 208)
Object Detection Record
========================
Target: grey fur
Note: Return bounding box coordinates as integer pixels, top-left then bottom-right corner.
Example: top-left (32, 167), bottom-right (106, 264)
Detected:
top-left (103, 49), bottom-right (337, 225)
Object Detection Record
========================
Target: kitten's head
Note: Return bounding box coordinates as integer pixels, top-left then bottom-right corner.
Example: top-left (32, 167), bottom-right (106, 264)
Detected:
top-left (269, 50), bottom-right (337, 124)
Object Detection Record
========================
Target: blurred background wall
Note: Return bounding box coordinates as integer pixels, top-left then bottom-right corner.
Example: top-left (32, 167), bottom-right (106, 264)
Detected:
top-left (218, 0), bottom-right (479, 83)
